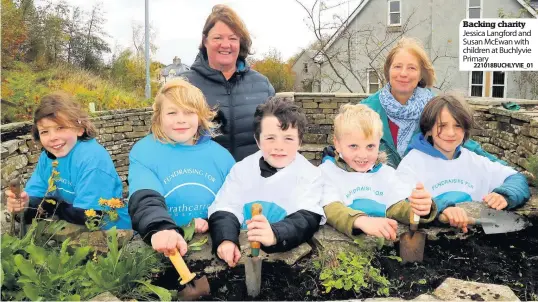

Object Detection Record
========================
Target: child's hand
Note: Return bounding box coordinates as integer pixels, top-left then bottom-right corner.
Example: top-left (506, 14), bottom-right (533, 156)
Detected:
top-left (353, 216), bottom-right (398, 240)
top-left (408, 182), bottom-right (432, 216)
top-left (483, 192), bottom-right (508, 210)
top-left (194, 218), bottom-right (209, 233)
top-left (150, 229), bottom-right (188, 257)
top-left (217, 240), bottom-right (241, 267)
top-left (441, 207), bottom-right (469, 233)
top-left (246, 214), bottom-right (277, 247)
top-left (5, 190), bottom-right (29, 213)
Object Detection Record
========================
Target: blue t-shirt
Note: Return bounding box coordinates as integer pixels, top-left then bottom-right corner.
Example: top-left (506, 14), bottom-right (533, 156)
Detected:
top-left (128, 134), bottom-right (236, 227)
top-left (25, 139), bottom-right (131, 229)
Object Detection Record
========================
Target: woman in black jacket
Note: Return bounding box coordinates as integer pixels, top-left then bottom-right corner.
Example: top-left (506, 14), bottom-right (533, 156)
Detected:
top-left (180, 4), bottom-right (275, 161)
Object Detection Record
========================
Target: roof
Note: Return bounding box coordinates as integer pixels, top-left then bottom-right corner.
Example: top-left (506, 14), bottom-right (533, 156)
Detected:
top-left (290, 49), bottom-right (318, 68)
top-left (160, 63), bottom-right (190, 77)
top-left (315, 0), bottom-right (371, 60)
top-left (516, 0), bottom-right (538, 17)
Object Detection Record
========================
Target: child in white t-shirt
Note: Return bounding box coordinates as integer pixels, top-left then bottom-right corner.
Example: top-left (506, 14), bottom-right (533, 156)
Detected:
top-left (397, 94), bottom-right (530, 232)
top-left (320, 103), bottom-right (437, 240)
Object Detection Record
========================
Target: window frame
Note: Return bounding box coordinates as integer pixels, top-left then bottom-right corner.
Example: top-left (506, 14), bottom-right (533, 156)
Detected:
top-left (387, 0), bottom-right (402, 27)
top-left (466, 0), bottom-right (483, 19)
top-left (366, 69), bottom-right (381, 94)
top-left (490, 71), bottom-right (507, 99)
top-left (469, 71), bottom-right (485, 97)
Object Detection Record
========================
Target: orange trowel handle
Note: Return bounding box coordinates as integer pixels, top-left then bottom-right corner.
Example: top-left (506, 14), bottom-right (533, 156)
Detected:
top-left (250, 203), bottom-right (263, 250)
top-left (168, 249), bottom-right (196, 285)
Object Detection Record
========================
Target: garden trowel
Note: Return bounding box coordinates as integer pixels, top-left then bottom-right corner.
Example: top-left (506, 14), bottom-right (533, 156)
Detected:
top-left (439, 207), bottom-right (531, 234)
top-left (9, 178), bottom-right (26, 239)
top-left (168, 248), bottom-right (210, 300)
top-left (399, 211), bottom-right (426, 263)
top-left (245, 203), bottom-right (263, 297)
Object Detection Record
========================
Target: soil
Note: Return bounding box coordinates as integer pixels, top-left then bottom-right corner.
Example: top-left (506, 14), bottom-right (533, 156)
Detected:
top-left (153, 217), bottom-right (538, 301)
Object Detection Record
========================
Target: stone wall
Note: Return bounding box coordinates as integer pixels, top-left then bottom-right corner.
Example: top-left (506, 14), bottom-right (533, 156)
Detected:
top-left (1, 94), bottom-right (537, 201)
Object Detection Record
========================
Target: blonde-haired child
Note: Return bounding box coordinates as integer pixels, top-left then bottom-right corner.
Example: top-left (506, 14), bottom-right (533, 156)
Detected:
top-left (128, 79), bottom-right (235, 257)
top-left (4, 92), bottom-right (131, 230)
top-left (320, 104), bottom-right (437, 240)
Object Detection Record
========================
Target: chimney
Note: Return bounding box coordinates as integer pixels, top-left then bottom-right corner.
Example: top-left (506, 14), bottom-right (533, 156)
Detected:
top-left (173, 56), bottom-right (181, 65)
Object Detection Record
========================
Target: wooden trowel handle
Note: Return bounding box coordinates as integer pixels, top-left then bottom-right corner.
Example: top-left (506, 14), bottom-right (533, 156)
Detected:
top-left (250, 203), bottom-right (263, 255)
top-left (168, 249), bottom-right (196, 285)
top-left (9, 178), bottom-right (21, 198)
top-left (409, 210), bottom-right (420, 231)
top-left (439, 213), bottom-right (477, 225)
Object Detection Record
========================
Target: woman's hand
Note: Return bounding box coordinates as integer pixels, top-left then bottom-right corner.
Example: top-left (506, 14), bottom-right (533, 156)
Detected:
top-left (217, 240), bottom-right (241, 267)
top-left (353, 216), bottom-right (398, 240)
top-left (150, 229), bottom-right (188, 256)
top-left (5, 189), bottom-right (29, 213)
top-left (246, 214), bottom-right (277, 247)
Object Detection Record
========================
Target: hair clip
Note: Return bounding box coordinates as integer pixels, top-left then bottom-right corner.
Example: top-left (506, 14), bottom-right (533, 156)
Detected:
top-left (77, 120), bottom-right (82, 124)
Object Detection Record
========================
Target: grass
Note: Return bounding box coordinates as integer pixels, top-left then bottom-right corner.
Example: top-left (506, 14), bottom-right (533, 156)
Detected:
top-left (1, 61), bottom-right (153, 123)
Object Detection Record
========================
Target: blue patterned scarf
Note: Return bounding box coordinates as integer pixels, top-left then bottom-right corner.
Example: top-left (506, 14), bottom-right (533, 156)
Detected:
top-left (379, 83), bottom-right (433, 156)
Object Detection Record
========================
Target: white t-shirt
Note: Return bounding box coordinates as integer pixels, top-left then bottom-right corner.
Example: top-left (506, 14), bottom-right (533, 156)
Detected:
top-left (208, 151), bottom-right (326, 226)
top-left (320, 161), bottom-right (412, 217)
top-left (397, 148), bottom-right (517, 203)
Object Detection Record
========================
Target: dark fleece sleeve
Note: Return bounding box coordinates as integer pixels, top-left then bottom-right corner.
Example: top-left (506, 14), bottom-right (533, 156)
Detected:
top-left (56, 202), bottom-right (97, 225)
top-left (263, 210), bottom-right (322, 254)
top-left (128, 189), bottom-right (183, 245)
top-left (208, 211), bottom-right (241, 254)
top-left (21, 196), bottom-right (95, 225)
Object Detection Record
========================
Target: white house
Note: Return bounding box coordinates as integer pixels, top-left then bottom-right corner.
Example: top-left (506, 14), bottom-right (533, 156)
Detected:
top-left (309, 0), bottom-right (537, 99)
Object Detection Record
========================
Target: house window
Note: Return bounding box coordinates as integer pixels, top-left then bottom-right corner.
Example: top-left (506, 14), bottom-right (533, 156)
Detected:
top-left (367, 69), bottom-right (381, 93)
top-left (470, 71), bottom-right (484, 97)
top-left (467, 0), bottom-right (482, 18)
top-left (303, 62), bottom-right (309, 73)
top-left (490, 71), bottom-right (506, 98)
top-left (388, 0), bottom-right (401, 26)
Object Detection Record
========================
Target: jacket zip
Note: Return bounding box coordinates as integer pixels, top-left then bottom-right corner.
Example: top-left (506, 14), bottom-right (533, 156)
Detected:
top-left (225, 80), bottom-right (235, 157)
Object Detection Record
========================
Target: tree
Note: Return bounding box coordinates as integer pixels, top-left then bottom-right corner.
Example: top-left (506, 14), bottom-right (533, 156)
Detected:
top-left (251, 49), bottom-right (295, 92)
top-left (295, 0), bottom-right (456, 92)
top-left (81, 3), bottom-right (110, 70)
top-left (1, 0), bottom-right (28, 67)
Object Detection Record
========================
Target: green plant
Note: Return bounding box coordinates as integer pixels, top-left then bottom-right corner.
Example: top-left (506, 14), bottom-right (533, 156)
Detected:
top-left (318, 251), bottom-right (390, 296)
top-left (1, 222), bottom-right (169, 301)
top-left (526, 155), bottom-right (538, 187)
top-left (85, 227), bottom-right (169, 300)
top-left (180, 218), bottom-right (209, 252)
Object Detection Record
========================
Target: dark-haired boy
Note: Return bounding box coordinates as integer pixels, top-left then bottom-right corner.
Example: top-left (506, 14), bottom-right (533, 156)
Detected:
top-left (208, 97), bottom-right (326, 267)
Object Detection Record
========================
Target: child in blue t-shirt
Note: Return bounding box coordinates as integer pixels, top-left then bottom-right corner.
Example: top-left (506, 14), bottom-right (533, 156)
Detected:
top-left (4, 92), bottom-right (131, 230)
top-left (128, 78), bottom-right (235, 257)
top-left (397, 94), bottom-right (530, 232)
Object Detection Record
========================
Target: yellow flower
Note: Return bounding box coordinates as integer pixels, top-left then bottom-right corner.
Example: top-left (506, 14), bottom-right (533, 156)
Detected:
top-left (98, 198), bottom-right (107, 206)
top-left (45, 199), bottom-right (56, 205)
top-left (85, 209), bottom-right (97, 217)
top-left (52, 160), bottom-right (58, 168)
top-left (105, 198), bottom-right (125, 209)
